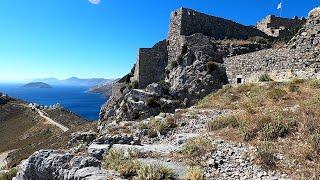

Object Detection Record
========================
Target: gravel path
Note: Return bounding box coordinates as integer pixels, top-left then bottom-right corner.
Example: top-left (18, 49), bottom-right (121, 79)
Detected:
top-left (37, 109), bottom-right (69, 132)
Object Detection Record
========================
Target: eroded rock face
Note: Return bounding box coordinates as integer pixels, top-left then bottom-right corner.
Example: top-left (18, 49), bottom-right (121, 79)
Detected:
top-left (14, 150), bottom-right (121, 180)
top-left (99, 83), bottom-right (184, 130)
top-left (166, 33), bottom-right (267, 105)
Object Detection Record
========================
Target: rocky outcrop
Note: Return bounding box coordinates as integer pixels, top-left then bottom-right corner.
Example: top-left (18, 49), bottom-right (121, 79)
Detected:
top-left (14, 150), bottom-right (121, 180)
top-left (67, 131), bottom-right (97, 147)
top-left (99, 83), bottom-right (184, 129)
top-left (166, 33), bottom-right (269, 105)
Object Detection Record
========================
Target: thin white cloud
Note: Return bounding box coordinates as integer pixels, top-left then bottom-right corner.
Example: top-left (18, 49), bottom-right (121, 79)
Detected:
top-left (88, 0), bottom-right (101, 5)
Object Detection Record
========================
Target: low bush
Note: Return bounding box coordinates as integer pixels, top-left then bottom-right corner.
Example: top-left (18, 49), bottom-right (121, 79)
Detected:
top-left (289, 84), bottom-right (300, 93)
top-left (104, 149), bottom-right (141, 178)
top-left (184, 166), bottom-right (204, 180)
top-left (182, 137), bottom-right (214, 162)
top-left (259, 74), bottom-right (273, 82)
top-left (0, 168), bottom-right (18, 180)
top-left (170, 60), bottom-right (178, 69)
top-left (177, 55), bottom-right (184, 65)
top-left (267, 88), bottom-right (287, 100)
top-left (129, 81), bottom-right (139, 89)
top-left (158, 80), bottom-right (170, 95)
top-left (133, 164), bottom-right (176, 180)
top-left (146, 98), bottom-right (160, 108)
top-left (257, 141), bottom-right (276, 167)
top-left (207, 116), bottom-right (238, 131)
top-left (261, 118), bottom-right (289, 140)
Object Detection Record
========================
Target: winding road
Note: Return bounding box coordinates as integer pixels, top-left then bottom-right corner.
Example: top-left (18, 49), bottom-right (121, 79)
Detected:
top-left (36, 109), bottom-right (69, 132)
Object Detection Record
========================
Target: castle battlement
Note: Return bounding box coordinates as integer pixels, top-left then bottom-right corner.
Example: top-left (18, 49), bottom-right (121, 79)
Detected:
top-left (256, 15), bottom-right (306, 37)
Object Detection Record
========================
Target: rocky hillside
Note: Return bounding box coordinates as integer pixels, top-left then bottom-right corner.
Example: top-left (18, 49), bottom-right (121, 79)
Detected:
top-left (0, 93), bottom-right (95, 171)
top-left (8, 6), bottom-right (320, 180)
top-left (98, 8), bottom-right (295, 131)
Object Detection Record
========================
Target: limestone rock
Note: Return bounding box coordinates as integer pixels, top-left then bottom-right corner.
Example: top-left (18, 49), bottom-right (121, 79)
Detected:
top-left (14, 150), bottom-right (122, 180)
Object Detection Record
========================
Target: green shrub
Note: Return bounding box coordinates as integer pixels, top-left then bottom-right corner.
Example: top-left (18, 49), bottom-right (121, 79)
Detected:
top-left (104, 149), bottom-right (141, 178)
top-left (184, 166), bottom-right (204, 180)
top-left (257, 141), bottom-right (276, 167)
top-left (182, 137), bottom-right (214, 161)
top-left (259, 74), bottom-right (273, 82)
top-left (177, 55), bottom-right (184, 65)
top-left (146, 98), bottom-right (160, 108)
top-left (289, 84), bottom-right (300, 93)
top-left (207, 116), bottom-right (238, 131)
top-left (133, 164), bottom-right (176, 180)
top-left (206, 61), bottom-right (219, 73)
top-left (261, 119), bottom-right (289, 140)
top-left (129, 81), bottom-right (139, 89)
top-left (158, 80), bottom-right (170, 95)
top-left (170, 60), bottom-right (178, 69)
top-left (267, 88), bottom-right (287, 100)
top-left (238, 120), bottom-right (257, 141)
top-left (0, 168), bottom-right (18, 180)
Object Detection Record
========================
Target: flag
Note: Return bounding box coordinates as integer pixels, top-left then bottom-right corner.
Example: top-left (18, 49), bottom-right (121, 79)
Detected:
top-left (277, 2), bottom-right (282, 10)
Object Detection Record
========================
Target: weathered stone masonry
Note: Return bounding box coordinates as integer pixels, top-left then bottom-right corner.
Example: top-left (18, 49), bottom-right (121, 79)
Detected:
top-left (225, 12), bottom-right (320, 84)
top-left (131, 40), bottom-right (168, 89)
top-left (167, 8), bottom-right (268, 63)
top-left (257, 15), bottom-right (305, 38)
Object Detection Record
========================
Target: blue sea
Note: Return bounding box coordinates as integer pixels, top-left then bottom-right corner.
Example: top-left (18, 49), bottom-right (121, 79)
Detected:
top-left (0, 84), bottom-right (108, 121)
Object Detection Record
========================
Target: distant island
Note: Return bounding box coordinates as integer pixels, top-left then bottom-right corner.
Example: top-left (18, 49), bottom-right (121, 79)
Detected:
top-left (88, 79), bottom-right (118, 97)
top-left (23, 82), bottom-right (52, 88)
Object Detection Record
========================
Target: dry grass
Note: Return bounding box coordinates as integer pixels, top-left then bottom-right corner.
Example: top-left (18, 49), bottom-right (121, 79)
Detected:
top-left (0, 100), bottom-right (95, 168)
top-left (182, 137), bottom-right (214, 165)
top-left (183, 166), bottom-right (204, 180)
top-left (197, 79), bottom-right (320, 178)
top-left (104, 149), bottom-right (176, 179)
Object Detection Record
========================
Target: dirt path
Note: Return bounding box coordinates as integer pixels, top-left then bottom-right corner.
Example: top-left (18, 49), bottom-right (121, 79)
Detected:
top-left (36, 109), bottom-right (69, 132)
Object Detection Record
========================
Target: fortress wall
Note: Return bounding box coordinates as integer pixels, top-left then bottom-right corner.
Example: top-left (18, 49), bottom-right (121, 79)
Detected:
top-left (167, 8), bottom-right (267, 63)
top-left (225, 49), bottom-right (320, 84)
top-left (257, 15), bottom-right (306, 37)
top-left (132, 40), bottom-right (168, 88)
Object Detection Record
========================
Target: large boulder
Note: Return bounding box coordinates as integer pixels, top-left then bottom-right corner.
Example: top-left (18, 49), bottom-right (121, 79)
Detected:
top-left (14, 150), bottom-right (122, 180)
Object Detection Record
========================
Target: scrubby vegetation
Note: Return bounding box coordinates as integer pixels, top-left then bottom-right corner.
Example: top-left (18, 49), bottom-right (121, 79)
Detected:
top-left (0, 168), bottom-right (18, 180)
top-left (198, 79), bottom-right (320, 177)
top-left (182, 137), bottom-right (214, 165)
top-left (137, 117), bottom-right (177, 138)
top-left (184, 166), bottom-right (204, 180)
top-left (129, 80), bottom-right (139, 89)
top-left (104, 149), bottom-right (176, 179)
top-left (259, 74), bottom-right (273, 82)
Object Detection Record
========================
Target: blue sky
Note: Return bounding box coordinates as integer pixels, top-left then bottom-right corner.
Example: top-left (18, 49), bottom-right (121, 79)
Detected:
top-left (0, 0), bottom-right (318, 81)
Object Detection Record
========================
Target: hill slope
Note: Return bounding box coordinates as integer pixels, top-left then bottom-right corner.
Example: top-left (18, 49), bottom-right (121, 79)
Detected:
top-left (0, 94), bottom-right (95, 168)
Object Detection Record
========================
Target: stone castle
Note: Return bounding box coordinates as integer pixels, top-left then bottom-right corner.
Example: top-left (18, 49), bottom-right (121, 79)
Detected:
top-left (127, 8), bottom-right (308, 90)
top-left (100, 7), bottom-right (318, 125)
top-left (256, 15), bottom-right (305, 38)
